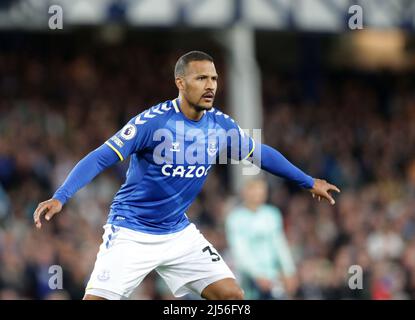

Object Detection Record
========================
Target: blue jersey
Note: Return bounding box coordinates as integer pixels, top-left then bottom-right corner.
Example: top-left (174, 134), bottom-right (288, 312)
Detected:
top-left (104, 98), bottom-right (254, 234)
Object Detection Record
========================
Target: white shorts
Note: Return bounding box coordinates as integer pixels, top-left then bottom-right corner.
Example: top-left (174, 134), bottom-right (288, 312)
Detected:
top-left (85, 223), bottom-right (235, 300)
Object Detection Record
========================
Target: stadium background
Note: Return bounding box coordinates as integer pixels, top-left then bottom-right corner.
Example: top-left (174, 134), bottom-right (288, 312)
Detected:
top-left (1, 0), bottom-right (415, 299)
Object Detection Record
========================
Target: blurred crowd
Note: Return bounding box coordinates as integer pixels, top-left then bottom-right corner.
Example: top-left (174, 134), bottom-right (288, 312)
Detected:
top-left (261, 71), bottom-right (415, 299)
top-left (1, 33), bottom-right (415, 300)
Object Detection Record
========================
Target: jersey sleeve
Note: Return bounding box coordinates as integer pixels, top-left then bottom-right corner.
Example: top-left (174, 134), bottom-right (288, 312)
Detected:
top-left (52, 143), bottom-right (120, 205)
top-left (256, 143), bottom-right (314, 189)
top-left (219, 114), bottom-right (255, 161)
top-left (104, 115), bottom-right (154, 161)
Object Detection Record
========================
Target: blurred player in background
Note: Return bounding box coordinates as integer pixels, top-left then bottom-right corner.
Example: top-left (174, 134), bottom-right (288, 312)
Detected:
top-left (226, 179), bottom-right (297, 299)
top-left (33, 51), bottom-right (340, 300)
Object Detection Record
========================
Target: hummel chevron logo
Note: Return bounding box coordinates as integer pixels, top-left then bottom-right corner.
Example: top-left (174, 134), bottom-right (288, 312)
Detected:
top-left (161, 103), bottom-right (171, 111)
top-left (144, 110), bottom-right (156, 118)
top-left (152, 106), bottom-right (164, 114)
top-left (134, 111), bottom-right (156, 125)
top-left (135, 115), bottom-right (146, 125)
top-left (209, 108), bottom-right (234, 122)
top-left (135, 105), bottom-right (169, 125)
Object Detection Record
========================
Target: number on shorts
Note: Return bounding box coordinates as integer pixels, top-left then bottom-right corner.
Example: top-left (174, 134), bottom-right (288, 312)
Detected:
top-left (202, 246), bottom-right (221, 262)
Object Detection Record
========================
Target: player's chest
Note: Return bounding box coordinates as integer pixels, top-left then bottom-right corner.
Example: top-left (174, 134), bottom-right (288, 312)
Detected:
top-left (152, 123), bottom-right (225, 165)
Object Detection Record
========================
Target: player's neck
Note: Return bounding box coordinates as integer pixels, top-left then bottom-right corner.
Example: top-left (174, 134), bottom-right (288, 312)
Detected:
top-left (178, 96), bottom-right (204, 121)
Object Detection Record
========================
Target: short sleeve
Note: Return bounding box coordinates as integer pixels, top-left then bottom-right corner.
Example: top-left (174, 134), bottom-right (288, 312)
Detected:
top-left (105, 116), bottom-right (153, 161)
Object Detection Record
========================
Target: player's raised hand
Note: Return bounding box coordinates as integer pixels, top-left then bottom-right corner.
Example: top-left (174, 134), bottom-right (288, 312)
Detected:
top-left (33, 198), bottom-right (63, 229)
top-left (309, 179), bottom-right (340, 205)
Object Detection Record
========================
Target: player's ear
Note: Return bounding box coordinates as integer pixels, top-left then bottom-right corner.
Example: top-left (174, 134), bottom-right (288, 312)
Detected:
top-left (175, 77), bottom-right (185, 91)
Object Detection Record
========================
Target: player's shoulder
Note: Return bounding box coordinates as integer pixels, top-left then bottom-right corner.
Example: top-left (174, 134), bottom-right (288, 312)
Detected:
top-left (206, 107), bottom-right (236, 128)
top-left (133, 99), bottom-right (176, 128)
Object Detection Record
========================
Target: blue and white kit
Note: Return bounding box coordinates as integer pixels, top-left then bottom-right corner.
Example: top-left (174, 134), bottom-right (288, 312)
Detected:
top-left (52, 98), bottom-right (314, 299)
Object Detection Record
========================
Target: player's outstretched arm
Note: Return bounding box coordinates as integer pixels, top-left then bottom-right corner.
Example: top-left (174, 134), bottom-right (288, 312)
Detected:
top-left (253, 143), bottom-right (340, 205)
top-left (33, 143), bottom-right (120, 229)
